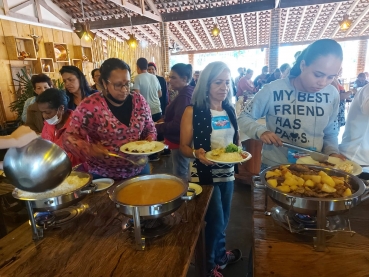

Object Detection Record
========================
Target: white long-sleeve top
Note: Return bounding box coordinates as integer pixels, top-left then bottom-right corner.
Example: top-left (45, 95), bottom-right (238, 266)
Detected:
top-left (339, 84), bottom-right (369, 165)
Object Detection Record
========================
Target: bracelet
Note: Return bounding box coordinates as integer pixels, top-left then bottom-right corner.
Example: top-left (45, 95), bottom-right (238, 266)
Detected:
top-left (192, 149), bottom-right (197, 159)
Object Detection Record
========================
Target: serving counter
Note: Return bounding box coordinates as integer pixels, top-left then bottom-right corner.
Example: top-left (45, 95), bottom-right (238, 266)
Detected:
top-left (252, 187), bottom-right (369, 276)
top-left (0, 184), bottom-right (213, 277)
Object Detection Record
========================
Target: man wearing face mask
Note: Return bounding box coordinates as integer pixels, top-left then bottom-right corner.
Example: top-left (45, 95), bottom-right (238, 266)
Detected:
top-left (37, 88), bottom-right (82, 166)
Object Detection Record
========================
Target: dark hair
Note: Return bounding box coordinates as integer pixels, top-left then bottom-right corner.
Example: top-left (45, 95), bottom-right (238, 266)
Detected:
top-left (148, 62), bottom-right (157, 70)
top-left (290, 39), bottom-right (343, 77)
top-left (280, 63), bottom-right (290, 73)
top-left (31, 74), bottom-right (52, 89)
top-left (36, 88), bottom-right (69, 110)
top-left (59, 66), bottom-right (93, 99)
top-left (274, 68), bottom-right (281, 74)
top-left (91, 68), bottom-right (100, 79)
top-left (246, 69), bottom-right (253, 74)
top-left (357, 73), bottom-right (366, 79)
top-left (171, 63), bottom-right (192, 83)
top-left (100, 58), bottom-right (131, 83)
top-left (194, 70), bottom-right (200, 74)
top-left (137, 57), bottom-right (148, 70)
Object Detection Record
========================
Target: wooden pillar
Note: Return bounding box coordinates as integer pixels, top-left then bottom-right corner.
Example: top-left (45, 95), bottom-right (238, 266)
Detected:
top-left (188, 54), bottom-right (194, 67)
top-left (160, 22), bottom-right (170, 76)
top-left (357, 39), bottom-right (368, 75)
top-left (268, 8), bottom-right (280, 72)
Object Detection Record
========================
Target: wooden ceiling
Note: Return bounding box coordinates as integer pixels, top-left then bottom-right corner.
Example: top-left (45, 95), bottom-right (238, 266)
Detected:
top-left (52, 0), bottom-right (369, 53)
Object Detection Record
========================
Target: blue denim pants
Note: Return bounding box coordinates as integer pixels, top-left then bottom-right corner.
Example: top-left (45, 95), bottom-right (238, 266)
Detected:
top-left (171, 149), bottom-right (190, 180)
top-left (205, 180), bottom-right (234, 271)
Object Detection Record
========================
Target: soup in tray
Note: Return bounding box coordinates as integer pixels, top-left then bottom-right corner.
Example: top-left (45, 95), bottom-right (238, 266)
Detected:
top-left (116, 179), bottom-right (184, 205)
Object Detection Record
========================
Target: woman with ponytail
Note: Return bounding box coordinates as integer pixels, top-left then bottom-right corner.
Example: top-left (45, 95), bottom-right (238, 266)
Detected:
top-left (156, 63), bottom-right (194, 180)
top-left (239, 39), bottom-right (346, 169)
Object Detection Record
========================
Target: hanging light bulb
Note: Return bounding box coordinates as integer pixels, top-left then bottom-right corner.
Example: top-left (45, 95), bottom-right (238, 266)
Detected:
top-left (127, 34), bottom-right (138, 48)
top-left (339, 14), bottom-right (352, 31)
top-left (211, 23), bottom-right (221, 37)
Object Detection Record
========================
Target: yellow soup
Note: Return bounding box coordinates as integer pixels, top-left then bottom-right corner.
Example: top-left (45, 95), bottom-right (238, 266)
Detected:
top-left (116, 179), bottom-right (184, 205)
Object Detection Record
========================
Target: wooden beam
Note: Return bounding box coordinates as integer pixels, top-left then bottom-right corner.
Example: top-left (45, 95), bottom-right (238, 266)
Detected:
top-left (240, 13), bottom-right (248, 46)
top-left (219, 31), bottom-right (226, 49)
top-left (331, 0), bottom-right (360, 38)
top-left (162, 0), bottom-right (275, 22)
top-left (199, 19), bottom-right (216, 48)
top-left (166, 27), bottom-right (185, 49)
top-left (185, 21), bottom-right (206, 49)
top-left (280, 0), bottom-right (347, 9)
top-left (103, 29), bottom-right (125, 41)
top-left (306, 4), bottom-right (323, 40)
top-left (227, 15), bottom-right (237, 47)
top-left (345, 4), bottom-right (369, 37)
top-left (9, 0), bottom-right (32, 12)
top-left (34, 0), bottom-right (42, 23)
top-left (8, 10), bottom-right (37, 22)
top-left (275, 0), bottom-right (280, 9)
top-left (294, 6), bottom-right (306, 41)
top-left (281, 8), bottom-right (289, 42)
top-left (90, 16), bottom-right (157, 29)
top-left (96, 31), bottom-right (109, 40)
top-left (2, 0), bottom-right (9, 15)
top-left (38, 0), bottom-right (70, 25)
top-left (109, 0), bottom-right (162, 22)
top-left (137, 26), bottom-right (158, 44)
top-left (144, 0), bottom-right (162, 19)
top-left (318, 2), bottom-right (341, 39)
top-left (172, 21), bottom-right (196, 50)
top-left (114, 28), bottom-right (130, 39)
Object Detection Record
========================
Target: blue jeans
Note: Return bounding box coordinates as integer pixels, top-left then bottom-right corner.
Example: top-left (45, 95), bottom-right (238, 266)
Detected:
top-left (171, 149), bottom-right (189, 180)
top-left (205, 181), bottom-right (234, 271)
top-left (91, 163), bottom-right (150, 180)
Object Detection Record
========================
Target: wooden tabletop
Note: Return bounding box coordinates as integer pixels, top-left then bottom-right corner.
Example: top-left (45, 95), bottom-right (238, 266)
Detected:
top-left (0, 184), bottom-right (213, 277)
top-left (252, 188), bottom-right (369, 277)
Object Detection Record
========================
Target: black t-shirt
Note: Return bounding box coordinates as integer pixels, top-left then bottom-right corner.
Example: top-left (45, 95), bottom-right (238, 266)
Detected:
top-left (105, 95), bottom-right (133, 126)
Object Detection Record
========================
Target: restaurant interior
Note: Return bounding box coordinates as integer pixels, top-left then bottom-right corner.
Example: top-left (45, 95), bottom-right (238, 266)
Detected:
top-left (0, 0), bottom-right (369, 276)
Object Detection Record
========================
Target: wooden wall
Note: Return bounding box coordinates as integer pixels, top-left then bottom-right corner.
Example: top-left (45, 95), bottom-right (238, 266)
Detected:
top-left (0, 19), bottom-right (94, 121)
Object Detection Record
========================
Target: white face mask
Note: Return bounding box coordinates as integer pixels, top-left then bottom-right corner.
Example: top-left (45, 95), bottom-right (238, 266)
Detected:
top-left (45, 111), bottom-right (62, 125)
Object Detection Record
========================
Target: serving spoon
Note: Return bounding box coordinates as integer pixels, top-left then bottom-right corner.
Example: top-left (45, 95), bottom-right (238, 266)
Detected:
top-left (107, 152), bottom-right (148, 167)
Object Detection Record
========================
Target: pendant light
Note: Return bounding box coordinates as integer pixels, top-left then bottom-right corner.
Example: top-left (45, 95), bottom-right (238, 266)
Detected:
top-left (339, 14), bottom-right (352, 31)
top-left (211, 18), bottom-right (221, 37)
top-left (74, 0), bottom-right (96, 40)
top-left (126, 16), bottom-right (138, 48)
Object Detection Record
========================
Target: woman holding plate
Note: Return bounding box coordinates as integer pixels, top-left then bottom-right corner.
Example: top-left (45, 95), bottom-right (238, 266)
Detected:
top-left (63, 58), bottom-right (156, 179)
top-left (180, 61), bottom-right (242, 277)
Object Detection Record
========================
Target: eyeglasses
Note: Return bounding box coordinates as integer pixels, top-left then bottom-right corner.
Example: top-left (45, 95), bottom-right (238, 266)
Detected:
top-left (107, 80), bottom-right (130, 91)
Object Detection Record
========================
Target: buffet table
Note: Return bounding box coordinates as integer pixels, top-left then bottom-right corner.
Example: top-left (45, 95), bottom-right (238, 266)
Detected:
top-left (0, 184), bottom-right (213, 277)
top-left (252, 187), bottom-right (369, 276)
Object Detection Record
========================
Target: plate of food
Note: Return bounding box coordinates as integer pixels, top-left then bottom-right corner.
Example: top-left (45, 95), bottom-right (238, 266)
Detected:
top-left (296, 156), bottom-right (362, 176)
top-left (205, 143), bottom-right (252, 164)
top-left (92, 178), bottom-right (114, 192)
top-left (120, 141), bottom-right (166, 155)
top-left (187, 183), bottom-right (202, 196)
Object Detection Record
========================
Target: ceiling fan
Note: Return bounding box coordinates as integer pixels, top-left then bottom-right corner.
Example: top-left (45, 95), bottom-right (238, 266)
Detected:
top-left (169, 42), bottom-right (182, 53)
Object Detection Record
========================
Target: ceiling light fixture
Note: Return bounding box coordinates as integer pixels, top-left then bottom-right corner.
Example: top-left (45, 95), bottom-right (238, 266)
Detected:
top-left (74, 0), bottom-right (96, 41)
top-left (211, 18), bottom-right (221, 37)
top-left (126, 16), bottom-right (138, 48)
top-left (339, 14), bottom-right (352, 31)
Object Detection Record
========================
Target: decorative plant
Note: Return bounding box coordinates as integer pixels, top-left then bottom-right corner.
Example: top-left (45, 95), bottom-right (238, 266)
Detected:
top-left (9, 69), bottom-right (34, 120)
top-left (53, 79), bottom-right (65, 90)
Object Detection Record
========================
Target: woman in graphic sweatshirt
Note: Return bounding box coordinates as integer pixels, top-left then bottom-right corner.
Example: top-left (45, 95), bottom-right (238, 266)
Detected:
top-left (238, 39), bottom-right (345, 168)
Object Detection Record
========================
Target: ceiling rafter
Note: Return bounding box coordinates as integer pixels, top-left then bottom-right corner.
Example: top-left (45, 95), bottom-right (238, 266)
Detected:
top-left (218, 31), bottom-right (226, 48)
top-left (114, 28), bottom-right (130, 39)
top-left (109, 0), bottom-right (162, 22)
top-left (318, 2), bottom-right (341, 39)
top-left (185, 21), bottom-right (206, 49)
top-left (144, 0), bottom-right (162, 17)
top-left (39, 0), bottom-right (69, 25)
top-left (306, 5), bottom-right (324, 40)
top-left (102, 29), bottom-right (125, 41)
top-left (227, 15), bottom-right (237, 47)
top-left (240, 13), bottom-right (248, 46)
top-left (256, 12), bottom-right (259, 45)
top-left (136, 26), bottom-right (158, 44)
top-left (199, 19), bottom-right (216, 48)
top-left (331, 0), bottom-right (361, 38)
top-left (96, 31), bottom-right (109, 40)
top-left (167, 28), bottom-right (185, 49)
top-left (172, 21), bottom-right (197, 50)
top-left (359, 20), bottom-right (369, 36)
top-left (345, 4), bottom-right (369, 37)
top-left (294, 6), bottom-right (306, 41)
top-left (9, 0), bottom-right (33, 12)
top-left (281, 8), bottom-right (289, 42)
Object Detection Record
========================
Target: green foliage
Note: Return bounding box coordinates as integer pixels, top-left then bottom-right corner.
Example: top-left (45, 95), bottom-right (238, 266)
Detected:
top-left (53, 79), bottom-right (65, 90)
top-left (225, 143), bottom-right (240, 153)
top-left (9, 69), bottom-right (34, 120)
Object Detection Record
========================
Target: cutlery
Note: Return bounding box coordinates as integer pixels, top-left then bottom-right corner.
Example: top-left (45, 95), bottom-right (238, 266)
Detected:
top-left (282, 142), bottom-right (329, 163)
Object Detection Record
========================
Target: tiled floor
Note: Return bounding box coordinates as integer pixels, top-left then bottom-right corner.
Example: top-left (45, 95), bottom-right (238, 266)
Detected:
top-left (151, 155), bottom-right (252, 277)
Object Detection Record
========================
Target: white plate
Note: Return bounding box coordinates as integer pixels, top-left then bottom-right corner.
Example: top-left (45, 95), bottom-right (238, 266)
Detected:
top-left (187, 183), bottom-right (202, 196)
top-left (205, 151), bottom-right (252, 165)
top-left (92, 178), bottom-right (114, 192)
top-left (296, 156), bottom-right (362, 176)
top-left (120, 141), bottom-right (166, 155)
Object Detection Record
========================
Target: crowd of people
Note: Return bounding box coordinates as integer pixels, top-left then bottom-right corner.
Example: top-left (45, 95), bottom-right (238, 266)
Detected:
top-left (6, 38), bottom-right (369, 277)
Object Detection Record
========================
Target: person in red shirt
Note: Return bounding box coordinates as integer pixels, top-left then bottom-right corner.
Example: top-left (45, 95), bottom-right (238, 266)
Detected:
top-left (36, 88), bottom-right (82, 166)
